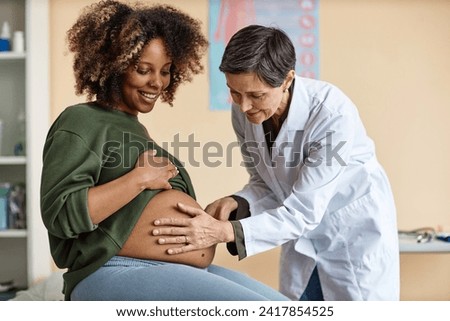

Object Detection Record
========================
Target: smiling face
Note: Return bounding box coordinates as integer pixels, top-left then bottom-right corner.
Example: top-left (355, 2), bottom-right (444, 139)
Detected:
top-left (225, 71), bottom-right (294, 124)
top-left (118, 38), bottom-right (172, 115)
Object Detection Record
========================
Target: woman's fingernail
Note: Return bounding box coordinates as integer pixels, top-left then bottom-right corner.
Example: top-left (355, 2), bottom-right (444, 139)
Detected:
top-left (167, 249), bottom-right (173, 254)
top-left (154, 220), bottom-right (160, 225)
top-left (158, 238), bottom-right (165, 244)
top-left (153, 230), bottom-right (159, 235)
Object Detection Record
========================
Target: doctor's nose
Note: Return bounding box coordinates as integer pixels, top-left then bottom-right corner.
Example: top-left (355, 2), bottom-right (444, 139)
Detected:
top-left (239, 97), bottom-right (252, 113)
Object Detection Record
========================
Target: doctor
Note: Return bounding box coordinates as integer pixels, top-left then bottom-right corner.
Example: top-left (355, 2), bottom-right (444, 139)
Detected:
top-left (153, 25), bottom-right (400, 300)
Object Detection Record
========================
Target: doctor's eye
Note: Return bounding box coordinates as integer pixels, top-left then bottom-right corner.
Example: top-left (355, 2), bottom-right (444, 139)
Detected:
top-left (230, 91), bottom-right (241, 101)
top-left (251, 93), bottom-right (265, 100)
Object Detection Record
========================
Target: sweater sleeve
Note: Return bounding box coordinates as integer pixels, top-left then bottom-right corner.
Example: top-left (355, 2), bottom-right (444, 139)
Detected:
top-left (226, 195), bottom-right (250, 258)
top-left (41, 130), bottom-right (101, 239)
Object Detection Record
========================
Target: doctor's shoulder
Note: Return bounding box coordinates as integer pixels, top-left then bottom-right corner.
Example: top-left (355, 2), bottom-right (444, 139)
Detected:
top-left (300, 77), bottom-right (360, 115)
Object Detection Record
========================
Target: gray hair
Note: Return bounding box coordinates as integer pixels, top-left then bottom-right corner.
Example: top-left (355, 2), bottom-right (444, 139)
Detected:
top-left (219, 25), bottom-right (296, 87)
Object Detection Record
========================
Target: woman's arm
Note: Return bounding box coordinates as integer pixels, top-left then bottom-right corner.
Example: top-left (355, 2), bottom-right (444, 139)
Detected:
top-left (88, 150), bottom-right (178, 224)
top-left (41, 131), bottom-right (177, 238)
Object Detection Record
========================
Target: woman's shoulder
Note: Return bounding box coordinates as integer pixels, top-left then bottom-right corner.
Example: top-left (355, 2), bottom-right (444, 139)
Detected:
top-left (46, 103), bottom-right (114, 144)
top-left (52, 102), bottom-right (137, 133)
top-left (57, 102), bottom-right (107, 123)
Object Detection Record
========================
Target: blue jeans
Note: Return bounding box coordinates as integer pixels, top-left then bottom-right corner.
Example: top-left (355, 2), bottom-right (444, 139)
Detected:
top-left (299, 266), bottom-right (324, 301)
top-left (71, 256), bottom-right (290, 301)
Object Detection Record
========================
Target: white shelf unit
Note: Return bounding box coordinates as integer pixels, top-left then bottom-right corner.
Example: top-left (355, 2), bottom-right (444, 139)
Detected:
top-left (0, 156), bottom-right (27, 165)
top-left (0, 229), bottom-right (27, 238)
top-left (0, 52), bottom-right (26, 60)
top-left (0, 0), bottom-right (51, 290)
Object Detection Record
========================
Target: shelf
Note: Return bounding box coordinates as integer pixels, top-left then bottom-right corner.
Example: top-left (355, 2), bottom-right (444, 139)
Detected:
top-left (399, 236), bottom-right (450, 253)
top-left (0, 52), bottom-right (26, 60)
top-left (0, 0), bottom-right (52, 289)
top-left (0, 156), bottom-right (26, 165)
top-left (0, 229), bottom-right (27, 238)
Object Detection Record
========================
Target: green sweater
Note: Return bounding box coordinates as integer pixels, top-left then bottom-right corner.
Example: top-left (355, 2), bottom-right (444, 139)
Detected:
top-left (40, 103), bottom-right (195, 300)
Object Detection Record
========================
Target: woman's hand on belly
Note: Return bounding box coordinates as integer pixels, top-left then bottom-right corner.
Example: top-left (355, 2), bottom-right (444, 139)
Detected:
top-left (118, 189), bottom-right (216, 268)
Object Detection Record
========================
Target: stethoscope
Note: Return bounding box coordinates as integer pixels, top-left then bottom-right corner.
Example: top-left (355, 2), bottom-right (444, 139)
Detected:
top-left (398, 227), bottom-right (435, 243)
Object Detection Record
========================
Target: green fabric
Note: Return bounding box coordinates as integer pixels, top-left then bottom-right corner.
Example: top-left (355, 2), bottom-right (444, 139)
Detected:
top-left (229, 220), bottom-right (246, 259)
top-left (40, 103), bottom-right (195, 300)
top-left (227, 195), bottom-right (250, 259)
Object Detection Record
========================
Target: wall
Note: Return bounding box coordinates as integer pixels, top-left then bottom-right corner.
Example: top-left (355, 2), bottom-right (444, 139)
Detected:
top-left (49, 0), bottom-right (450, 300)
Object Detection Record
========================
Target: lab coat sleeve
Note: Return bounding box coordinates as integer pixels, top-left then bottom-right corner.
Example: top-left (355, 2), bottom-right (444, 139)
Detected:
top-left (240, 104), bottom-right (357, 257)
top-left (231, 105), bottom-right (280, 212)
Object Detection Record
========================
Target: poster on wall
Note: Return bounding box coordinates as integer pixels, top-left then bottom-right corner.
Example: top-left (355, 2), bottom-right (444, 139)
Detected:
top-left (209, 0), bottom-right (319, 110)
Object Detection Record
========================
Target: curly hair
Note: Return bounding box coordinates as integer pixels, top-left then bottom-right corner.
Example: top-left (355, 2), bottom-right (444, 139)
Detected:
top-left (66, 0), bottom-right (208, 107)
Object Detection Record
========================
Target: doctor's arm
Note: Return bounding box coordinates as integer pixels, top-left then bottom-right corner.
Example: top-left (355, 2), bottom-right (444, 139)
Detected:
top-left (238, 111), bottom-right (356, 257)
top-left (153, 105), bottom-right (356, 256)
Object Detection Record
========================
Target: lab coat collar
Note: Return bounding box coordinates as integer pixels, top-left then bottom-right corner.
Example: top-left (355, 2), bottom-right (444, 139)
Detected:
top-left (244, 75), bottom-right (310, 161)
top-left (285, 75), bottom-right (310, 131)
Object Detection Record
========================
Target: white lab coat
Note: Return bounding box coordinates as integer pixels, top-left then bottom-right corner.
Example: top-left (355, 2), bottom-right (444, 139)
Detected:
top-left (233, 75), bottom-right (400, 300)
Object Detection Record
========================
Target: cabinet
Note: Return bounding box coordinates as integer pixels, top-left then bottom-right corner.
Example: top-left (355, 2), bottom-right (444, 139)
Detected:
top-left (0, 0), bottom-right (51, 295)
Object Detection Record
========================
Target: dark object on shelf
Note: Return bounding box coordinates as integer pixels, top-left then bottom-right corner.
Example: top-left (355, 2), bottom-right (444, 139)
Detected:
top-left (0, 183), bottom-right (11, 230)
top-left (436, 234), bottom-right (450, 243)
top-left (8, 183), bottom-right (26, 229)
top-left (0, 183), bottom-right (26, 230)
top-left (398, 227), bottom-right (436, 243)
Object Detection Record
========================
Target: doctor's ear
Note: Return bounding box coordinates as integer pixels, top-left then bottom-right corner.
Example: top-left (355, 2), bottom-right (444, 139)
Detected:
top-left (283, 70), bottom-right (295, 91)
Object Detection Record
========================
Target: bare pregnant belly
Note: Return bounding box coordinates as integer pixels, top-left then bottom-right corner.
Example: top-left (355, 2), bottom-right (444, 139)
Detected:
top-left (118, 189), bottom-right (216, 268)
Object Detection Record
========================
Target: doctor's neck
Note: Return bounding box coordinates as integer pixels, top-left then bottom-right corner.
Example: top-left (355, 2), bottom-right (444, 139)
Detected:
top-left (271, 89), bottom-right (291, 130)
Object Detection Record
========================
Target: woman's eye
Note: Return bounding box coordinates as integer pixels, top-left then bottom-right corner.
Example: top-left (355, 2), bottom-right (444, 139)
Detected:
top-left (136, 68), bottom-right (170, 76)
top-left (136, 68), bottom-right (150, 75)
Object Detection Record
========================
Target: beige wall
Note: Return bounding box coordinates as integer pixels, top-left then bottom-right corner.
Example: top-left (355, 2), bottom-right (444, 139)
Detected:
top-left (49, 0), bottom-right (450, 300)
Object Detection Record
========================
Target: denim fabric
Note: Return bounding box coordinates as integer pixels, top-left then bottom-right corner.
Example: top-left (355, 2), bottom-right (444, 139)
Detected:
top-left (299, 266), bottom-right (324, 301)
top-left (71, 256), bottom-right (290, 301)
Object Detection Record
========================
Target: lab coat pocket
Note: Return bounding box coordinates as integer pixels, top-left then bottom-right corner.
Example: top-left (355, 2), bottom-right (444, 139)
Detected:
top-left (315, 192), bottom-right (378, 254)
top-left (331, 192), bottom-right (380, 243)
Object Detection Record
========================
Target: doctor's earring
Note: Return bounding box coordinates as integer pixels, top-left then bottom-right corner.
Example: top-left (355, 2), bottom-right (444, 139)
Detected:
top-left (283, 83), bottom-right (292, 92)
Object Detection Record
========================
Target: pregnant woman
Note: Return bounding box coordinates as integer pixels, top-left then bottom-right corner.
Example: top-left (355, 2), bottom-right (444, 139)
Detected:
top-left (40, 1), bottom-right (288, 301)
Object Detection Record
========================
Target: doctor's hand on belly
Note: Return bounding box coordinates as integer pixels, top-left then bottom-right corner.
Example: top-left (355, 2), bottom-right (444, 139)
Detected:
top-left (119, 189), bottom-right (218, 268)
top-left (115, 151), bottom-right (218, 268)
top-left (152, 202), bottom-right (235, 255)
